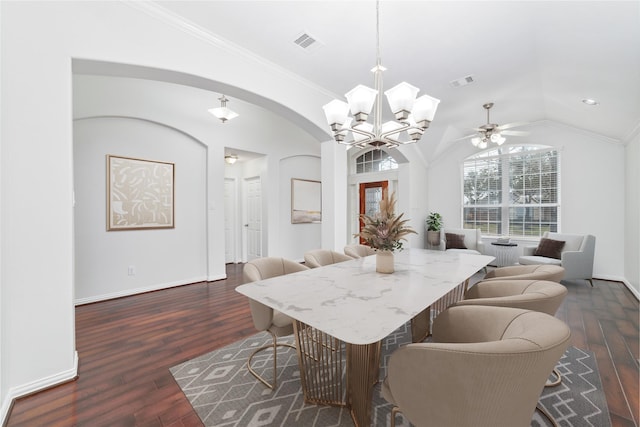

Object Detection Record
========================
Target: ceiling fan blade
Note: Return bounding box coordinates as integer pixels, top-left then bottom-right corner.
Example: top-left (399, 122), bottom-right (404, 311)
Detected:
top-left (453, 133), bottom-right (477, 142)
top-left (498, 121), bottom-right (529, 131)
top-left (502, 130), bottom-right (529, 136)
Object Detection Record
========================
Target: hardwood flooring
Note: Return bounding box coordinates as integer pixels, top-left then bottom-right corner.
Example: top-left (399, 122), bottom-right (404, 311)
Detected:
top-left (6, 264), bottom-right (639, 426)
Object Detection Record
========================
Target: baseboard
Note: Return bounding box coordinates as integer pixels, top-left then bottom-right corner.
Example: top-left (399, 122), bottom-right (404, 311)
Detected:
top-left (1, 351), bottom-right (78, 425)
top-left (594, 274), bottom-right (640, 301)
top-left (621, 279), bottom-right (640, 301)
top-left (207, 273), bottom-right (227, 282)
top-left (74, 276), bottom-right (208, 305)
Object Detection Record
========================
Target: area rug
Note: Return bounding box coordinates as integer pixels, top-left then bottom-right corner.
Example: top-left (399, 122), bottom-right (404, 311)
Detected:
top-left (170, 323), bottom-right (611, 427)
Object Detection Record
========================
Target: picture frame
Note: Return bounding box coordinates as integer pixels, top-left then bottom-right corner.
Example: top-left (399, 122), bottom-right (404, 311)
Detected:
top-left (107, 155), bottom-right (175, 231)
top-left (291, 178), bottom-right (321, 224)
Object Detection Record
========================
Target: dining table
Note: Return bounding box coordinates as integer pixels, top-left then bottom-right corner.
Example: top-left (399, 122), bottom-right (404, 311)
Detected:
top-left (236, 248), bottom-right (494, 426)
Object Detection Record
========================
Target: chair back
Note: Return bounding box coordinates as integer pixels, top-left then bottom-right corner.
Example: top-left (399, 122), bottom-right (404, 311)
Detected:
top-left (243, 257), bottom-right (308, 331)
top-left (483, 264), bottom-right (565, 282)
top-left (344, 244), bottom-right (376, 258)
top-left (383, 305), bottom-right (571, 427)
top-left (304, 249), bottom-right (353, 268)
top-left (459, 279), bottom-right (568, 315)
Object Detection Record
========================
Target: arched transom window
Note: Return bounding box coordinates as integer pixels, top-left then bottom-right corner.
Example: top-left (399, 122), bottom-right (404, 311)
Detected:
top-left (355, 150), bottom-right (398, 173)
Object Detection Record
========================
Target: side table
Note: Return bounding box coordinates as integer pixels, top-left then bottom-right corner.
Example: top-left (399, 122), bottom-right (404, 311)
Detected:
top-left (491, 242), bottom-right (518, 267)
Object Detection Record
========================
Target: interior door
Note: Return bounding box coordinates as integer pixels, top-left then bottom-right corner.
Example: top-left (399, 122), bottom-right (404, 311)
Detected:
top-left (244, 177), bottom-right (262, 261)
top-left (359, 181), bottom-right (388, 244)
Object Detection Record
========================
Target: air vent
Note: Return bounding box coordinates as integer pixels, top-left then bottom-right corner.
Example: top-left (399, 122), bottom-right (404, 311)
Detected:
top-left (293, 32), bottom-right (323, 53)
top-left (449, 75), bottom-right (475, 88)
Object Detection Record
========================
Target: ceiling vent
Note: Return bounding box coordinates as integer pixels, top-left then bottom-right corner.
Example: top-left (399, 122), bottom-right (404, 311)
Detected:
top-left (449, 75), bottom-right (475, 88)
top-left (293, 32), bottom-right (323, 53)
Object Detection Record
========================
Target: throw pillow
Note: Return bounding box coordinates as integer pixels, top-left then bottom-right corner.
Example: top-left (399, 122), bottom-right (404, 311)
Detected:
top-left (534, 237), bottom-right (565, 259)
top-left (445, 233), bottom-right (467, 250)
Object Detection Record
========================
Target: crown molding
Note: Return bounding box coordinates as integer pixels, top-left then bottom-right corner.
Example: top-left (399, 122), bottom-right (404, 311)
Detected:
top-left (121, 1), bottom-right (337, 100)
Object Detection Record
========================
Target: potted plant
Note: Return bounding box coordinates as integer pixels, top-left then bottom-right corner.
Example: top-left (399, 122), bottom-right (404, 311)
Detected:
top-left (356, 192), bottom-right (416, 273)
top-left (426, 212), bottom-right (443, 246)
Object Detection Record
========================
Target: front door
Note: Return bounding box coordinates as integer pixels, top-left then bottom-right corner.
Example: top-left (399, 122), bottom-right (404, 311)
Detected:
top-left (358, 181), bottom-right (388, 244)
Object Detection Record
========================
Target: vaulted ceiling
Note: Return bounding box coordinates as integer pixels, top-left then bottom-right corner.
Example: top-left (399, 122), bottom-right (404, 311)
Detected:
top-left (156, 1), bottom-right (640, 159)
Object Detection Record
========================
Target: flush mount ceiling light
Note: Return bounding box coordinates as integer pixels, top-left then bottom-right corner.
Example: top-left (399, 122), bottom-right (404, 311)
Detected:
top-left (224, 154), bottom-right (238, 164)
top-left (321, 0), bottom-right (440, 149)
top-left (209, 95), bottom-right (239, 123)
top-left (582, 98), bottom-right (600, 106)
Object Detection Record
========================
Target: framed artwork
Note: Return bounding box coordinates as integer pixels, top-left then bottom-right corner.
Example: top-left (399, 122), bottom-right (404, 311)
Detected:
top-left (291, 178), bottom-right (321, 224)
top-left (107, 155), bottom-right (175, 231)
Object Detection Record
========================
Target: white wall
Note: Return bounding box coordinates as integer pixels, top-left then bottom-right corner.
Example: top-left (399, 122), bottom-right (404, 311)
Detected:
top-left (428, 121), bottom-right (626, 280)
top-left (625, 132), bottom-right (640, 296)
top-left (74, 118), bottom-right (208, 303)
top-left (1, 2), bottom-right (329, 418)
top-left (278, 156), bottom-right (322, 261)
top-left (73, 75), bottom-right (321, 301)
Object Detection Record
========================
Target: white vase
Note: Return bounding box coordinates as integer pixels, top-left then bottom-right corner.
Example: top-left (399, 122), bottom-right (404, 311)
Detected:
top-left (376, 250), bottom-right (394, 274)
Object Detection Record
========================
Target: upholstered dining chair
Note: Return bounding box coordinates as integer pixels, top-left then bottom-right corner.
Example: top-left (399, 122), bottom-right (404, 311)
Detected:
top-left (344, 243), bottom-right (376, 258)
top-left (457, 279), bottom-right (568, 387)
top-left (482, 264), bottom-right (565, 283)
top-left (242, 257), bottom-right (309, 389)
top-left (303, 249), bottom-right (353, 268)
top-left (382, 305), bottom-right (571, 427)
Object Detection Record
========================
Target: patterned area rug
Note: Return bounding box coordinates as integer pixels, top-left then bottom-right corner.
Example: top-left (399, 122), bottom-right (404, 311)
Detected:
top-left (170, 323), bottom-right (611, 427)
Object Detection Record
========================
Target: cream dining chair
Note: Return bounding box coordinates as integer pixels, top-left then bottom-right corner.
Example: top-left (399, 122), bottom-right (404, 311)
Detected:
top-left (457, 279), bottom-right (568, 387)
top-left (242, 257), bottom-right (309, 389)
top-left (344, 243), bottom-right (376, 258)
top-left (382, 305), bottom-right (571, 427)
top-left (303, 249), bottom-right (353, 268)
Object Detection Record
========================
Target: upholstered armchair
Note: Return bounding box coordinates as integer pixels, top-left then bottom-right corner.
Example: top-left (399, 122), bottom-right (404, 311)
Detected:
top-left (440, 228), bottom-right (485, 255)
top-left (382, 305), bottom-right (571, 427)
top-left (303, 249), bottom-right (353, 268)
top-left (519, 232), bottom-right (596, 286)
top-left (344, 244), bottom-right (376, 258)
top-left (243, 257), bottom-right (309, 389)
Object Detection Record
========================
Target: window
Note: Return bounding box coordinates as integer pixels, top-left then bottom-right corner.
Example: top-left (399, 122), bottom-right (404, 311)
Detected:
top-left (463, 146), bottom-right (559, 237)
top-left (355, 149), bottom-right (397, 173)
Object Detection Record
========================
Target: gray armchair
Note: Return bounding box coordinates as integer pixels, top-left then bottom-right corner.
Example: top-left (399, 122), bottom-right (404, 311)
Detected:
top-left (440, 228), bottom-right (485, 255)
top-left (519, 232), bottom-right (596, 286)
top-left (382, 305), bottom-right (571, 427)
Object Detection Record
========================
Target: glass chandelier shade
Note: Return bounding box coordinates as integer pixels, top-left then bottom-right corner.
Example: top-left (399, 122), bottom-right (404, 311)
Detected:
top-left (321, 1), bottom-right (439, 149)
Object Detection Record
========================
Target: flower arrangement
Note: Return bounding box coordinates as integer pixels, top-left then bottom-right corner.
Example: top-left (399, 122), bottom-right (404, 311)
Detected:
top-left (356, 192), bottom-right (417, 252)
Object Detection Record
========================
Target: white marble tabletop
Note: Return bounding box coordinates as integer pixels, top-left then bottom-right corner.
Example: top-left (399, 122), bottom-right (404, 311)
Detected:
top-left (236, 248), bottom-right (494, 345)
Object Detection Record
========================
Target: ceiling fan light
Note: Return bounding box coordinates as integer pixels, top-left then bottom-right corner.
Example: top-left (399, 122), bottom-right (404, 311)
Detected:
top-left (479, 140), bottom-right (488, 149)
top-left (471, 137), bottom-right (481, 147)
top-left (322, 99), bottom-right (350, 131)
top-left (384, 82), bottom-right (420, 120)
top-left (495, 135), bottom-right (506, 145)
top-left (412, 94), bottom-right (441, 124)
top-left (345, 85), bottom-right (378, 121)
top-left (490, 133), bottom-right (501, 143)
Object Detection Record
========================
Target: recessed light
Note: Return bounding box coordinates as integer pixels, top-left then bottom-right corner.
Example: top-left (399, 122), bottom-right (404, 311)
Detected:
top-left (582, 98), bottom-right (599, 106)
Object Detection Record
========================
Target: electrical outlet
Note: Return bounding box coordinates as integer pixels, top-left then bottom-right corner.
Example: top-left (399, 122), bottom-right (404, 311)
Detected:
top-left (128, 265), bottom-right (136, 276)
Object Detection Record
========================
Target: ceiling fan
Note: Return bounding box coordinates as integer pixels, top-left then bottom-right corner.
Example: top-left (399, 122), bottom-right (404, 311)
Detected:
top-left (460, 102), bottom-right (529, 149)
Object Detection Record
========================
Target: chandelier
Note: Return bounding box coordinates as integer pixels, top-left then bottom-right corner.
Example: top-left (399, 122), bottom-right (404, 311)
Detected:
top-left (321, 1), bottom-right (440, 149)
top-left (209, 95), bottom-right (239, 123)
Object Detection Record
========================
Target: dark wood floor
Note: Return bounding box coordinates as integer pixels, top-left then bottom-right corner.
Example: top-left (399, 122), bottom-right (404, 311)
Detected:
top-left (6, 264), bottom-right (639, 426)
